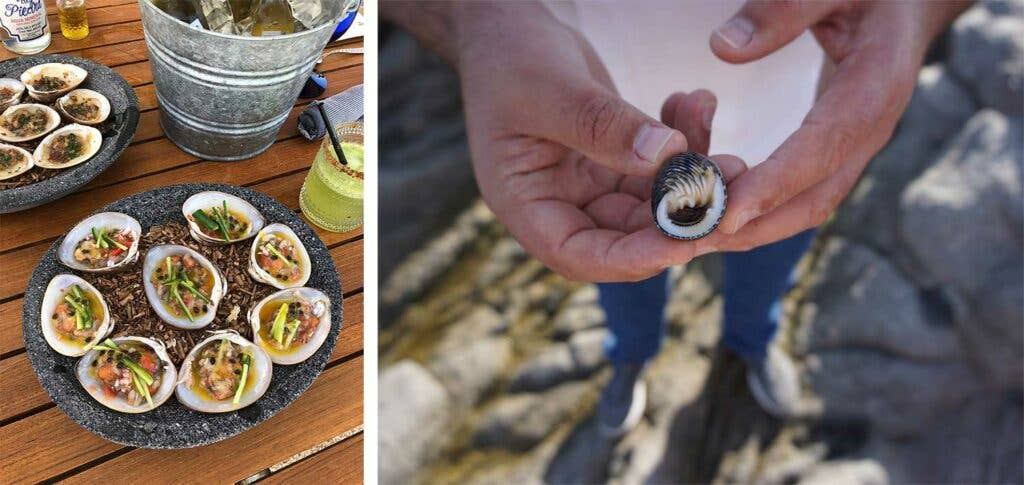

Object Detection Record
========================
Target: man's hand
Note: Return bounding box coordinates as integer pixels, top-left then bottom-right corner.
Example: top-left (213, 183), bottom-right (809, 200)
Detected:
top-left (388, 1), bottom-right (738, 281)
top-left (698, 0), bottom-right (970, 252)
top-left (457, 4), bottom-right (752, 281)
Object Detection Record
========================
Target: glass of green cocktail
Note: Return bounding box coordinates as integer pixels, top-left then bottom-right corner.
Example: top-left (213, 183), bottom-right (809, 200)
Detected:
top-left (299, 122), bottom-right (364, 233)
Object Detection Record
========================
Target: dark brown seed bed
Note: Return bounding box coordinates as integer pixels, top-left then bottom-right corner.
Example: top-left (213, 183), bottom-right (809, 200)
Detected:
top-left (78, 222), bottom-right (276, 365)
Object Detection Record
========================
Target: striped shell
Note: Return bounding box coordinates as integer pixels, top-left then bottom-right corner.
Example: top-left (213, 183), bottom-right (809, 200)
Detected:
top-left (651, 152), bottom-right (727, 240)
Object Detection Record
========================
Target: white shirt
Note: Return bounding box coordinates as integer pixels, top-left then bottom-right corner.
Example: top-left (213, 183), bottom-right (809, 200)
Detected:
top-left (550, 0), bottom-right (823, 166)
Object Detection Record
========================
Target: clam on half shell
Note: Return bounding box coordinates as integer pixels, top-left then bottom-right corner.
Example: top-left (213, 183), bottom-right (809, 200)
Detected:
top-left (56, 89), bottom-right (111, 125)
top-left (0, 143), bottom-right (33, 181)
top-left (182, 191), bottom-right (266, 245)
top-left (142, 245), bottom-right (226, 330)
top-left (651, 152), bottom-right (727, 241)
top-left (175, 331), bottom-right (273, 413)
top-left (0, 78), bottom-right (25, 111)
top-left (0, 103), bottom-right (60, 143)
top-left (20, 63), bottom-right (88, 103)
top-left (76, 336), bottom-right (177, 413)
top-left (248, 223), bottom-right (312, 290)
top-left (40, 274), bottom-right (113, 357)
top-left (249, 287), bottom-right (331, 365)
top-left (33, 124), bottom-right (102, 169)
top-left (58, 212), bottom-right (142, 272)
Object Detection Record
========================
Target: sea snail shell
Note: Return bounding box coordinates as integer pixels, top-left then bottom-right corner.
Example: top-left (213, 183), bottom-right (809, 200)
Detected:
top-left (652, 152), bottom-right (727, 240)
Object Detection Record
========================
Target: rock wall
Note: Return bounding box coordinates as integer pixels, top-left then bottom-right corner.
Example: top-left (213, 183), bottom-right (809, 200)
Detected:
top-left (379, 2), bottom-right (1024, 483)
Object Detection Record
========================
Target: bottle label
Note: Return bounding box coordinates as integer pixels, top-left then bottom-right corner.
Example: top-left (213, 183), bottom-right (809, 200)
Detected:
top-left (1, 0), bottom-right (47, 42)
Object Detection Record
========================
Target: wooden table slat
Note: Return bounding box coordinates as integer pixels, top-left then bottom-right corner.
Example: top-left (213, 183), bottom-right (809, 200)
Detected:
top-left (47, 2), bottom-right (141, 31)
top-left (1, 355), bottom-right (362, 485)
top-left (44, 0), bottom-right (137, 11)
top-left (0, 300), bottom-right (24, 355)
top-left (262, 433), bottom-right (364, 484)
top-left (0, 21), bottom-right (145, 61)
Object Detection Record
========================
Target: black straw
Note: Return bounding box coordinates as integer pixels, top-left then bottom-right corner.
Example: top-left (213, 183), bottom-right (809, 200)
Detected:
top-left (317, 101), bottom-right (347, 165)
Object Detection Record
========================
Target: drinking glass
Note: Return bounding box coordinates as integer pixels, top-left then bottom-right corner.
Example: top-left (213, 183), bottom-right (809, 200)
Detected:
top-left (299, 122), bottom-right (364, 232)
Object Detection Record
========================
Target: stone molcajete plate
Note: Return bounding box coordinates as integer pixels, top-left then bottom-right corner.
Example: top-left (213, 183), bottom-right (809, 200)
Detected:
top-left (0, 54), bottom-right (140, 214)
top-left (22, 184), bottom-right (344, 448)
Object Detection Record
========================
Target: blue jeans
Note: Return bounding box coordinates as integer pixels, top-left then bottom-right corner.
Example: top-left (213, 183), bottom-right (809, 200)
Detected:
top-left (598, 230), bottom-right (816, 364)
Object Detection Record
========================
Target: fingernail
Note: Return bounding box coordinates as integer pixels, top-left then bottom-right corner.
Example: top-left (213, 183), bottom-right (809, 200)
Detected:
top-left (714, 17), bottom-right (754, 49)
top-left (728, 209), bottom-right (759, 233)
top-left (634, 124), bottom-right (674, 163)
top-left (702, 99), bottom-right (717, 132)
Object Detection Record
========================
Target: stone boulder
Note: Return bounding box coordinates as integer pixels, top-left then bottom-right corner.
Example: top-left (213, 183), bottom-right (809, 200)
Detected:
top-left (379, 360), bottom-right (452, 485)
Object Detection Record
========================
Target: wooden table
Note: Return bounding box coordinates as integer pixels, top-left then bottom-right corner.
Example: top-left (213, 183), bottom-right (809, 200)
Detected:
top-left (0, 2), bottom-right (364, 483)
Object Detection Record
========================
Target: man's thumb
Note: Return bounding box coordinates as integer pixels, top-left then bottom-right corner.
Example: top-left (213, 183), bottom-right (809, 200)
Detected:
top-left (710, 1), bottom-right (834, 64)
top-left (553, 86), bottom-right (687, 176)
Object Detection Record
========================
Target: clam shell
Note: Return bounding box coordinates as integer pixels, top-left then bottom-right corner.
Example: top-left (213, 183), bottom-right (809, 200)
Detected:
top-left (40, 274), bottom-right (113, 357)
top-left (58, 212), bottom-right (142, 272)
top-left (56, 89), bottom-right (111, 125)
top-left (182, 191), bottom-right (266, 245)
top-left (0, 78), bottom-right (25, 111)
top-left (175, 331), bottom-right (273, 413)
top-left (20, 63), bottom-right (88, 103)
top-left (248, 223), bottom-right (311, 289)
top-left (0, 143), bottom-right (33, 180)
top-left (33, 124), bottom-right (102, 169)
top-left (142, 245), bottom-right (225, 329)
top-left (0, 103), bottom-right (60, 143)
top-left (651, 152), bottom-right (727, 240)
top-left (248, 287), bottom-right (331, 365)
top-left (76, 336), bottom-right (177, 413)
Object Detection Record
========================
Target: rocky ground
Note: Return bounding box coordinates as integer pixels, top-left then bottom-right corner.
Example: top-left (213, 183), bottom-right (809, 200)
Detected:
top-left (379, 2), bottom-right (1023, 484)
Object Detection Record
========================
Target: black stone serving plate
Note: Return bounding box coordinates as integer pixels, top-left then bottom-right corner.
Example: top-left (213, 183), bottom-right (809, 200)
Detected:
top-left (22, 184), bottom-right (344, 448)
top-left (0, 54), bottom-right (140, 214)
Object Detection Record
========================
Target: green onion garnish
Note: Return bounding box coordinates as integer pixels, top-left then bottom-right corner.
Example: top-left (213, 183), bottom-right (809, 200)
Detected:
top-left (271, 303), bottom-right (288, 343)
top-left (170, 285), bottom-right (194, 322)
top-left (216, 338), bottom-right (228, 364)
top-left (232, 354), bottom-right (251, 404)
top-left (130, 371), bottom-right (154, 409)
top-left (178, 278), bottom-right (212, 305)
top-left (122, 358), bottom-right (154, 385)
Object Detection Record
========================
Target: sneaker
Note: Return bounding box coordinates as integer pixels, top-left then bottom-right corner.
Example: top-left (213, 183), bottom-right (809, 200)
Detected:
top-left (597, 363), bottom-right (647, 437)
top-left (744, 345), bottom-right (801, 418)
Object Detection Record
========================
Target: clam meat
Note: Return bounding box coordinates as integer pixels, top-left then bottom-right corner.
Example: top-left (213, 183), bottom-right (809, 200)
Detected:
top-left (56, 89), bottom-right (111, 125)
top-left (20, 63), bottom-right (88, 103)
top-left (0, 103), bottom-right (60, 143)
top-left (175, 331), bottom-right (272, 413)
top-left (143, 245), bottom-right (225, 329)
top-left (652, 152), bottom-right (727, 240)
top-left (249, 287), bottom-right (331, 365)
top-left (40, 274), bottom-right (113, 357)
top-left (76, 336), bottom-right (177, 413)
top-left (0, 143), bottom-right (33, 180)
top-left (33, 124), bottom-right (102, 169)
top-left (0, 78), bottom-right (24, 111)
top-left (248, 223), bottom-right (311, 289)
top-left (182, 191), bottom-right (265, 245)
top-left (58, 212), bottom-right (142, 272)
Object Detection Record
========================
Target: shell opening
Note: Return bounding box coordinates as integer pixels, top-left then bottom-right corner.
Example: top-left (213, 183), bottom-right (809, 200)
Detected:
top-left (664, 166), bottom-right (717, 226)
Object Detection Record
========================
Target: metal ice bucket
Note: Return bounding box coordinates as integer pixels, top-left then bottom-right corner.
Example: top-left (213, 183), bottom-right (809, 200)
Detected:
top-left (138, 0), bottom-right (349, 161)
